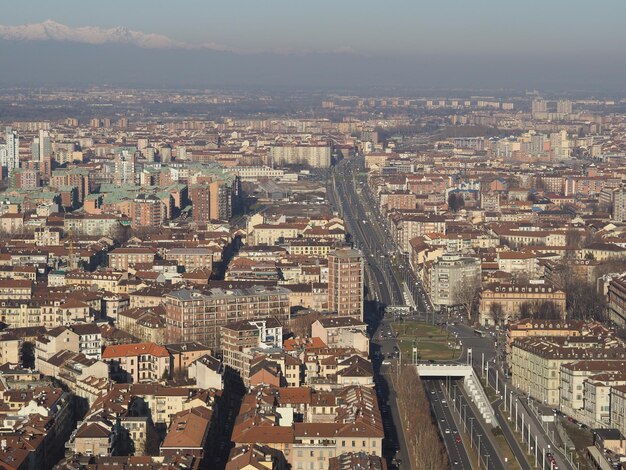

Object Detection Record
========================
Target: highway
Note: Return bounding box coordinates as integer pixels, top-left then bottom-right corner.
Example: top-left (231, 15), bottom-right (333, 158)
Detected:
top-left (331, 156), bottom-right (571, 470)
top-left (331, 158), bottom-right (405, 306)
top-left (449, 380), bottom-right (503, 470)
top-left (424, 379), bottom-right (473, 469)
top-left (331, 156), bottom-right (473, 469)
top-left (330, 158), bottom-right (411, 468)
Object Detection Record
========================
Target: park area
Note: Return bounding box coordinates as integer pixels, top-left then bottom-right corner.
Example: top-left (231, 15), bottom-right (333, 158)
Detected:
top-left (391, 320), bottom-right (460, 361)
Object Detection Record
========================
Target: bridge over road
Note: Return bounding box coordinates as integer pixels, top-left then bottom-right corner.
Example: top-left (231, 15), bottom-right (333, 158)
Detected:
top-left (416, 362), bottom-right (497, 427)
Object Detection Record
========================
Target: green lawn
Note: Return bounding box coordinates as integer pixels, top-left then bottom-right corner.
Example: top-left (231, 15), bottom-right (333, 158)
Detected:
top-left (392, 321), bottom-right (460, 361)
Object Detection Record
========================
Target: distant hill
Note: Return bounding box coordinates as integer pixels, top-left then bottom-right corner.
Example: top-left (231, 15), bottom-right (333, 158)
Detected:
top-left (0, 34), bottom-right (624, 93)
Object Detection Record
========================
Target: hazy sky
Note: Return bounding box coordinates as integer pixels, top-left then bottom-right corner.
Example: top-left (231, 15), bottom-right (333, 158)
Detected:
top-left (7, 0), bottom-right (626, 56)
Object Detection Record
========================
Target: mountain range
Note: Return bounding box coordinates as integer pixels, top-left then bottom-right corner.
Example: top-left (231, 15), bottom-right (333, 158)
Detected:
top-left (0, 19), bottom-right (231, 50)
top-left (0, 21), bottom-right (624, 92)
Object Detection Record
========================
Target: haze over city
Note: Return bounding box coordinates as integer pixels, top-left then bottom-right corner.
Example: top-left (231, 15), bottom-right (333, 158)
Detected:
top-left (2, 0), bottom-right (626, 91)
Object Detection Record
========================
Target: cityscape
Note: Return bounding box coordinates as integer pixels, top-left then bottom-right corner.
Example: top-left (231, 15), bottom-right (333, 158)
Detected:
top-left (2, 2), bottom-right (626, 470)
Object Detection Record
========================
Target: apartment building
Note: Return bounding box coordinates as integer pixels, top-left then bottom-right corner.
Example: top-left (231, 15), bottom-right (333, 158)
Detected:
top-left (424, 253), bottom-right (481, 308)
top-left (270, 144), bottom-right (331, 168)
top-left (560, 361), bottom-right (626, 426)
top-left (311, 317), bottom-right (368, 353)
top-left (505, 319), bottom-right (608, 356)
top-left (511, 336), bottom-right (626, 406)
top-left (0, 279), bottom-right (32, 299)
top-left (231, 385), bottom-right (383, 469)
top-left (328, 248), bottom-right (364, 320)
top-left (221, 318), bottom-right (283, 382)
top-left (102, 342), bottom-right (170, 383)
top-left (608, 274), bottom-right (626, 326)
top-left (165, 286), bottom-right (290, 350)
top-left (389, 213), bottom-right (447, 253)
top-left (133, 194), bottom-right (166, 228)
top-left (108, 247), bottom-right (157, 271)
top-left (165, 247), bottom-right (214, 272)
top-left (610, 386), bottom-right (626, 440)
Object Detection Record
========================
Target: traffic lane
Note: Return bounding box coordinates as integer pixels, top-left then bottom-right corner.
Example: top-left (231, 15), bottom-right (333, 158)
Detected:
top-left (432, 380), bottom-right (473, 469)
top-left (369, 323), bottom-right (410, 467)
top-left (453, 383), bottom-right (503, 470)
top-left (517, 398), bottom-right (571, 470)
top-left (448, 325), bottom-right (497, 364)
top-left (334, 172), bottom-right (401, 305)
top-left (424, 380), bottom-right (470, 470)
top-left (491, 398), bottom-right (532, 470)
top-left (483, 360), bottom-right (571, 470)
top-left (378, 361), bottom-right (412, 468)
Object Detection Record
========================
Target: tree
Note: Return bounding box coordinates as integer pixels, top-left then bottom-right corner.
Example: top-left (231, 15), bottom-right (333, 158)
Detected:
top-left (518, 300), bottom-right (562, 320)
top-left (454, 274), bottom-right (481, 321)
top-left (565, 229), bottom-right (584, 250)
top-left (391, 362), bottom-right (448, 469)
top-left (489, 302), bottom-right (505, 326)
top-left (448, 192), bottom-right (465, 212)
top-left (551, 259), bottom-right (609, 321)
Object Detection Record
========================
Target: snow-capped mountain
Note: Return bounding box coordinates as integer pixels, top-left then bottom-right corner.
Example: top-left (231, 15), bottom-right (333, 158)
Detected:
top-left (0, 20), bottom-right (193, 49)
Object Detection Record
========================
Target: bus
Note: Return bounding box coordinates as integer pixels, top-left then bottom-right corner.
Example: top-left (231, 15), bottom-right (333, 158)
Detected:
top-left (474, 329), bottom-right (486, 338)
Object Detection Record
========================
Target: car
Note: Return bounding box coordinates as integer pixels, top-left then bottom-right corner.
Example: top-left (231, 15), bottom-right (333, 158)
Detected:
top-left (440, 418), bottom-right (445, 422)
top-left (382, 360), bottom-right (391, 365)
top-left (455, 436), bottom-right (462, 444)
top-left (441, 399), bottom-right (447, 404)
top-left (444, 428), bottom-right (450, 434)
top-left (453, 460), bottom-right (459, 465)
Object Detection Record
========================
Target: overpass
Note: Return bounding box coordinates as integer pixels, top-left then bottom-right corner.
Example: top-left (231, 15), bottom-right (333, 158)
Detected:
top-left (416, 363), bottom-right (497, 427)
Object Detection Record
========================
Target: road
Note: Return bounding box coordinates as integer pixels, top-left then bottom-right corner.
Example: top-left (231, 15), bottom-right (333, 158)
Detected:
top-left (330, 158), bottom-right (411, 468)
top-left (424, 379), bottom-right (473, 470)
top-left (463, 324), bottom-right (572, 470)
top-left (331, 156), bottom-right (561, 470)
top-left (332, 157), bottom-right (482, 469)
top-left (448, 380), bottom-right (505, 470)
top-left (331, 158), bottom-right (405, 306)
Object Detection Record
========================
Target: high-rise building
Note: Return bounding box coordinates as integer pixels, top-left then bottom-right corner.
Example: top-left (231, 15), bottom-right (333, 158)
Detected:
top-left (31, 129), bottom-right (52, 163)
top-left (1, 127), bottom-right (20, 176)
top-left (132, 194), bottom-right (166, 228)
top-left (556, 100), bottom-right (573, 115)
top-left (189, 181), bottom-right (232, 223)
top-left (612, 185), bottom-right (626, 223)
top-left (270, 143), bottom-right (331, 168)
top-left (328, 248), bottom-right (364, 320)
top-left (114, 152), bottom-right (136, 185)
top-left (531, 98), bottom-right (548, 119)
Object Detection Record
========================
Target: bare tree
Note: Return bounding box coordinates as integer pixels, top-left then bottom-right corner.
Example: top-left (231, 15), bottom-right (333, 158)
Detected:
top-left (551, 260), bottom-right (609, 321)
top-left (518, 300), bottom-right (562, 320)
top-left (565, 229), bottom-right (584, 251)
top-left (489, 302), bottom-right (505, 327)
top-left (454, 274), bottom-right (481, 321)
top-left (391, 362), bottom-right (449, 469)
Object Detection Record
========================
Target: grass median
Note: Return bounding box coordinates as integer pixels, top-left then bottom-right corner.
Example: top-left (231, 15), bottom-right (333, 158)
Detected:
top-left (391, 321), bottom-right (460, 361)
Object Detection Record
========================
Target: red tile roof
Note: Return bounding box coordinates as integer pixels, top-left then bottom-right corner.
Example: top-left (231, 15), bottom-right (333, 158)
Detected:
top-left (102, 342), bottom-right (169, 359)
